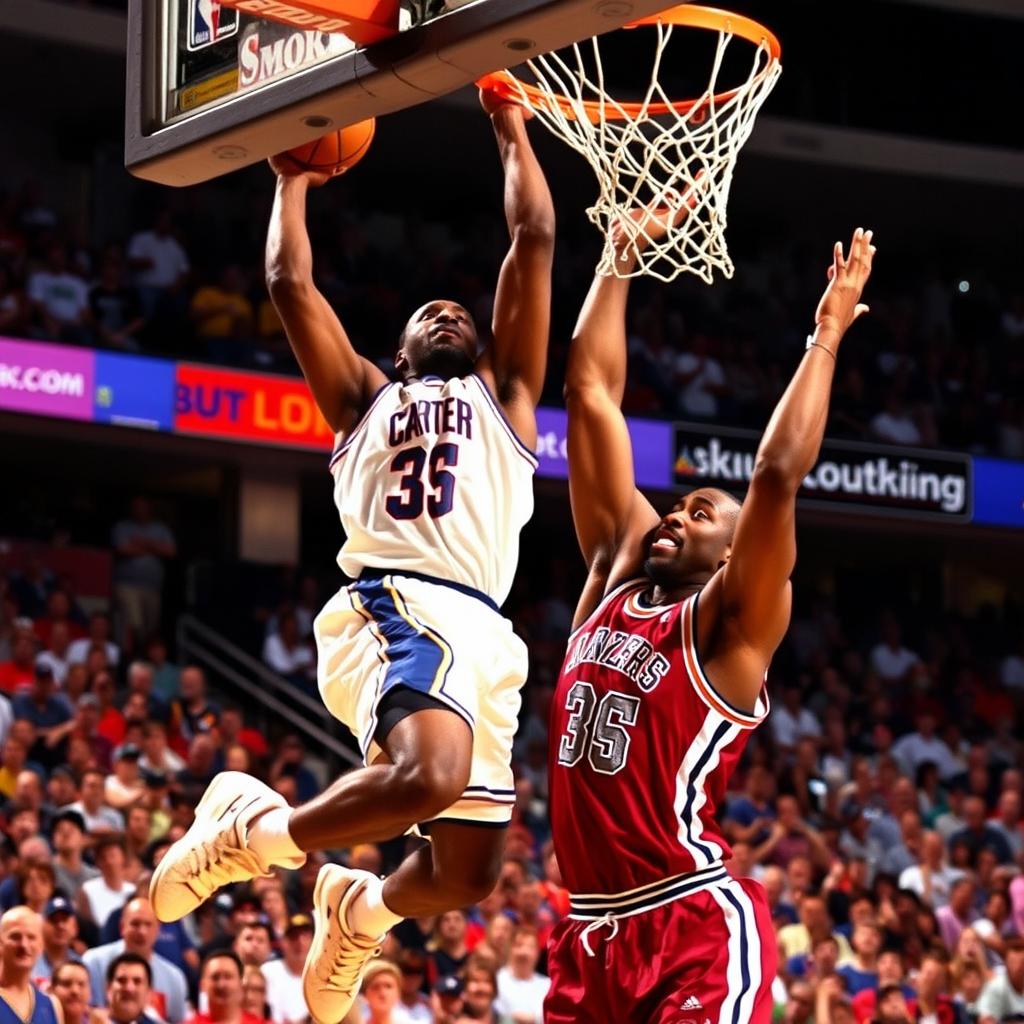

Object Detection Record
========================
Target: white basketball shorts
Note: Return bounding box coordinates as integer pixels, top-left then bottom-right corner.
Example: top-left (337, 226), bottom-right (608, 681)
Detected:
top-left (313, 569), bottom-right (527, 826)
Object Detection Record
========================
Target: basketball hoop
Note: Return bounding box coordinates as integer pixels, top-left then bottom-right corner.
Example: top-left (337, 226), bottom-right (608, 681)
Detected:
top-left (479, 5), bottom-right (782, 283)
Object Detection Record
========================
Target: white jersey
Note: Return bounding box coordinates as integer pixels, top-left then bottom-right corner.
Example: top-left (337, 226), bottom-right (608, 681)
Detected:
top-left (329, 374), bottom-right (537, 606)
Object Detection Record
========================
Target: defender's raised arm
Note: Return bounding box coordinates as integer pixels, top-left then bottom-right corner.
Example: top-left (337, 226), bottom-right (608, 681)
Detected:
top-left (707, 228), bottom-right (876, 706)
top-left (564, 261), bottom-right (659, 624)
top-left (564, 203), bottom-right (697, 625)
top-left (476, 93), bottom-right (555, 446)
top-left (265, 165), bottom-right (387, 436)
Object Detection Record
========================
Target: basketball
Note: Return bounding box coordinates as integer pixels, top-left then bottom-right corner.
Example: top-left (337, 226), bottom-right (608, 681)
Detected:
top-left (284, 119), bottom-right (376, 178)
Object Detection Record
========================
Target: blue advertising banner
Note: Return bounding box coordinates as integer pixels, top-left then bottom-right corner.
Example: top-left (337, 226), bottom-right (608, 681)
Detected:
top-left (2, 337), bottom-right (1022, 530)
top-left (536, 406), bottom-right (673, 490)
top-left (972, 457), bottom-right (1024, 529)
top-left (94, 352), bottom-right (177, 431)
top-left (674, 421), bottom-right (973, 523)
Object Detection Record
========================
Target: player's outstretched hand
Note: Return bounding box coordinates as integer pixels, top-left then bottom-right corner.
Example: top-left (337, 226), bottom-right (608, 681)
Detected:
top-left (268, 153), bottom-right (332, 187)
top-left (609, 174), bottom-right (707, 261)
top-left (815, 227), bottom-right (876, 340)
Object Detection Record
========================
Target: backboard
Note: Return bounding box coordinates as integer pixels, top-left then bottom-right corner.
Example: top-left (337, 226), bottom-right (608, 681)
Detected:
top-left (125, 0), bottom-right (690, 187)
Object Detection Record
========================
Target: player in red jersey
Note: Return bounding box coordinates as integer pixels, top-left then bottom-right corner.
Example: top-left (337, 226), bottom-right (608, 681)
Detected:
top-left (545, 210), bottom-right (876, 1024)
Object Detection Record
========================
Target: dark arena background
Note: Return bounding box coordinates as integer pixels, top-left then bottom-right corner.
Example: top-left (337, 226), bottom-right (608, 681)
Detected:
top-left (0, 1), bottom-right (1023, 1023)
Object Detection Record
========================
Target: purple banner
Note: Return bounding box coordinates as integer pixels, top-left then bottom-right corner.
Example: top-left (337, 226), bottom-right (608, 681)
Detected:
top-left (535, 407), bottom-right (672, 490)
top-left (0, 338), bottom-right (94, 421)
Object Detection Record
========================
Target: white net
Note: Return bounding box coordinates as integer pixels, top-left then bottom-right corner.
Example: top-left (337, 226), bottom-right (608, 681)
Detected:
top-left (492, 12), bottom-right (781, 283)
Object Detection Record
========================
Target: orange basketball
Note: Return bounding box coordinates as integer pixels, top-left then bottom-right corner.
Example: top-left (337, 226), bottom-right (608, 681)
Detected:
top-left (285, 119), bottom-right (376, 177)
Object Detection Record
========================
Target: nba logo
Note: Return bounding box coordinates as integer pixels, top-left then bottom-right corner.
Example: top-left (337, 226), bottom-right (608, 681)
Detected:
top-left (187, 0), bottom-right (239, 51)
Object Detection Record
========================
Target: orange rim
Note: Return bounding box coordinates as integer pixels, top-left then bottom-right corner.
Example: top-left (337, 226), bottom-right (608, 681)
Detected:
top-left (477, 4), bottom-right (780, 124)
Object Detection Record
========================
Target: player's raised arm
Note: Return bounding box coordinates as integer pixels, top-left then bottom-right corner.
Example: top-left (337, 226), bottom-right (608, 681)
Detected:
top-left (265, 161), bottom-right (388, 435)
top-left (711, 229), bottom-right (876, 697)
top-left (476, 91), bottom-right (555, 446)
top-left (564, 201), bottom-right (700, 623)
top-left (564, 254), bottom-right (659, 622)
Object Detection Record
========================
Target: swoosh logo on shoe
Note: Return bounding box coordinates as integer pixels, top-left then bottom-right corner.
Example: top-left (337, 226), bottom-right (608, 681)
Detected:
top-left (217, 795), bottom-right (245, 822)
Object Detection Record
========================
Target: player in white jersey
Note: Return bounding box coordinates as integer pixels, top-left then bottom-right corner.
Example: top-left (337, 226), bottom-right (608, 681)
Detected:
top-left (150, 90), bottom-right (554, 1024)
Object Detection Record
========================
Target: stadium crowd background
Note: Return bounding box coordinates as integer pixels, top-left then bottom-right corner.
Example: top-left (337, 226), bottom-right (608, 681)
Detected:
top-left (1, 171), bottom-right (1023, 461)
top-left (0, 396), bottom-right (1023, 1024)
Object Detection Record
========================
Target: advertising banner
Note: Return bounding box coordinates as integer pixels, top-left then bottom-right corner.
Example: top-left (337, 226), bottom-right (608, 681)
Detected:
top-left (94, 353), bottom-right (177, 431)
top-left (174, 363), bottom-right (334, 450)
top-left (973, 457), bottom-right (1024, 529)
top-left (5, 337), bottom-right (1021, 532)
top-left (674, 422), bottom-right (973, 523)
top-left (536, 407), bottom-right (673, 490)
top-left (0, 338), bottom-right (94, 421)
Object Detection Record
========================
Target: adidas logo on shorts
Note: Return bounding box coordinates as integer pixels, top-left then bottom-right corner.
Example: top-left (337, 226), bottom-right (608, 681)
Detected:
top-left (680, 996), bottom-right (703, 1011)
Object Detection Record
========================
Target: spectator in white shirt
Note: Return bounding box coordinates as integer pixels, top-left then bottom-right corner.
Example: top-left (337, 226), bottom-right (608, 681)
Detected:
top-left (869, 615), bottom-right (920, 683)
top-left (105, 746), bottom-right (146, 811)
top-left (67, 612), bottom-right (120, 670)
top-left (674, 334), bottom-right (729, 420)
top-left (771, 685), bottom-right (822, 755)
top-left (891, 711), bottom-right (958, 781)
top-left (36, 622), bottom-right (72, 687)
top-left (978, 939), bottom-right (1024, 1024)
top-left (395, 950), bottom-right (432, 1023)
top-left (138, 720), bottom-right (185, 777)
top-left (495, 926), bottom-right (550, 1024)
top-left (261, 611), bottom-right (315, 685)
top-left (69, 767), bottom-right (125, 835)
top-left (991, 790), bottom-right (1024, 860)
top-left (898, 830), bottom-right (965, 908)
top-left (261, 915), bottom-right (312, 1024)
top-left (935, 786), bottom-right (969, 843)
top-left (78, 836), bottom-right (135, 932)
top-left (870, 391), bottom-right (922, 445)
top-left (27, 243), bottom-right (90, 344)
top-left (1002, 638), bottom-right (1024, 689)
top-left (974, 890), bottom-right (1014, 965)
top-left (0, 692), bottom-right (12, 751)
top-left (127, 212), bottom-right (190, 317)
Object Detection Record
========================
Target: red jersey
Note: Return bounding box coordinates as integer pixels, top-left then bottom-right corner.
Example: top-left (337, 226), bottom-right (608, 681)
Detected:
top-left (550, 580), bottom-right (769, 899)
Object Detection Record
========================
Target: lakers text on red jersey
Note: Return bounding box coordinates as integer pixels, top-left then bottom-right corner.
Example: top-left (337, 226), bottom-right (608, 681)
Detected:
top-left (550, 579), bottom-right (770, 899)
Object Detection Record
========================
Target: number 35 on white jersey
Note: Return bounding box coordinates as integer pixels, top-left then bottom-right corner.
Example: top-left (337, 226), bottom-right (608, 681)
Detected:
top-left (329, 374), bottom-right (537, 606)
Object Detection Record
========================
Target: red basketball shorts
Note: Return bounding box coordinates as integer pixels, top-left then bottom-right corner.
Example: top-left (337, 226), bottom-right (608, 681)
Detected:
top-left (544, 875), bottom-right (777, 1024)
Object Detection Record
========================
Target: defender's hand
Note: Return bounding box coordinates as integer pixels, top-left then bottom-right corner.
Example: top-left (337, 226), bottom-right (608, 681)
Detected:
top-left (268, 153), bottom-right (332, 187)
top-left (815, 227), bottom-right (876, 342)
top-left (609, 175), bottom-right (706, 260)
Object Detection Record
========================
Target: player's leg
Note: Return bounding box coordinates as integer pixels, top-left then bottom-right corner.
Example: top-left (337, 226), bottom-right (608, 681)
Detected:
top-left (286, 706), bottom-right (473, 850)
top-left (648, 878), bottom-right (777, 1024)
top-left (299, 618), bottom-right (525, 1024)
top-left (150, 699), bottom-right (474, 922)
top-left (544, 920), bottom-right (618, 1024)
top-left (378, 819), bottom-right (505, 916)
top-left (295, 722), bottom-right (492, 1024)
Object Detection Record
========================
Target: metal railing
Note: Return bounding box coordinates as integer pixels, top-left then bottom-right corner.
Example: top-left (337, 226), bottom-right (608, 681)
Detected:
top-left (176, 614), bottom-right (360, 769)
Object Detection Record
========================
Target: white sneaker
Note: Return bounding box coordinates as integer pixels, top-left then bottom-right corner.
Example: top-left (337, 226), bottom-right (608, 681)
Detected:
top-left (303, 864), bottom-right (384, 1024)
top-left (150, 771), bottom-right (305, 922)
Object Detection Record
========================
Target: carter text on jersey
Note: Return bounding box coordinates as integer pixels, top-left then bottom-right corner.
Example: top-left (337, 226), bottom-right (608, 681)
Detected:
top-left (389, 397), bottom-right (474, 447)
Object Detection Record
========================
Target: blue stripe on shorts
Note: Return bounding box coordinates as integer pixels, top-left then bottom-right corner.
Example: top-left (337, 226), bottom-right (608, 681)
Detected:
top-left (351, 576), bottom-right (472, 725)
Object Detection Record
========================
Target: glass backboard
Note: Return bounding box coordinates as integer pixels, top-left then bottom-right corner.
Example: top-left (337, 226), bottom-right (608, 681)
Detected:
top-left (125, 0), bottom-right (687, 187)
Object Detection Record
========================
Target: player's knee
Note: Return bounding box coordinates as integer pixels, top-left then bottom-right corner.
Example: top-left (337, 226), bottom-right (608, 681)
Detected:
top-left (436, 863), bottom-right (498, 907)
top-left (392, 761), bottom-right (467, 819)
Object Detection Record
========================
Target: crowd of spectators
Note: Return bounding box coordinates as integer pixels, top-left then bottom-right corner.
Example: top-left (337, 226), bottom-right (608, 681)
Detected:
top-left (1, 176), bottom-right (1022, 461)
top-left (1, 519), bottom-right (1024, 1024)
